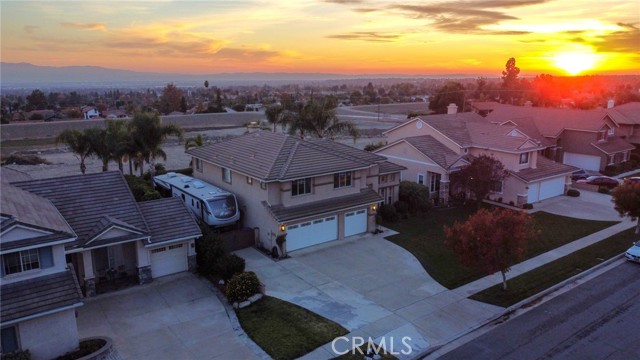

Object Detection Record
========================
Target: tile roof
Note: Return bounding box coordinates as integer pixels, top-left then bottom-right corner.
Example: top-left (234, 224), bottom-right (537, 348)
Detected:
top-left (378, 161), bottom-right (407, 174)
top-left (607, 102), bottom-right (640, 125)
top-left (511, 157), bottom-right (577, 182)
top-left (187, 131), bottom-right (386, 181)
top-left (138, 197), bottom-right (202, 245)
top-left (403, 136), bottom-right (466, 169)
top-left (591, 138), bottom-right (636, 154)
top-left (1, 167), bottom-right (32, 183)
top-left (12, 172), bottom-right (149, 248)
top-left (264, 188), bottom-right (382, 223)
top-left (0, 220), bottom-right (74, 252)
top-left (0, 268), bottom-right (83, 325)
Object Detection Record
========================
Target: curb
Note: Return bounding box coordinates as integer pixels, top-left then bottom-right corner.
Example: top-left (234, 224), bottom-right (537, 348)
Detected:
top-left (414, 253), bottom-right (626, 360)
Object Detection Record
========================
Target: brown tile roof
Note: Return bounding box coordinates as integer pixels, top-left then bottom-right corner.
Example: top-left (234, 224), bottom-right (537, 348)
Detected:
top-left (378, 161), bottom-right (406, 174)
top-left (12, 172), bottom-right (149, 248)
top-left (607, 102), bottom-right (640, 125)
top-left (187, 131), bottom-right (386, 181)
top-left (138, 197), bottom-right (202, 245)
top-left (591, 138), bottom-right (636, 154)
top-left (511, 157), bottom-right (577, 182)
top-left (264, 188), bottom-right (382, 223)
top-left (0, 268), bottom-right (83, 325)
top-left (403, 136), bottom-right (466, 169)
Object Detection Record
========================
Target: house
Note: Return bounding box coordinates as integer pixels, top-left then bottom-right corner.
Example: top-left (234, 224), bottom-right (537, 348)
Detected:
top-left (187, 131), bottom-right (405, 255)
top-left (1, 168), bottom-right (83, 359)
top-left (375, 107), bottom-right (576, 206)
top-left (607, 102), bottom-right (640, 148)
top-left (480, 102), bottom-right (634, 171)
top-left (104, 109), bottom-right (128, 119)
top-left (10, 171), bottom-right (202, 297)
top-left (81, 106), bottom-right (100, 120)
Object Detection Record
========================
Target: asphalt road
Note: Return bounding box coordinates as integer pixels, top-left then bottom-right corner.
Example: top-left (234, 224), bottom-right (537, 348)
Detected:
top-left (438, 262), bottom-right (640, 360)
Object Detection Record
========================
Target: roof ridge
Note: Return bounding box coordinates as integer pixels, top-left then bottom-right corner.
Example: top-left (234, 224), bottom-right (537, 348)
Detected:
top-left (279, 138), bottom-right (300, 179)
top-left (304, 138), bottom-right (376, 165)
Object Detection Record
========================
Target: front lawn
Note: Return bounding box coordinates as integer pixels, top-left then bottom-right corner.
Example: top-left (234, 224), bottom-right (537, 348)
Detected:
top-left (470, 228), bottom-right (636, 307)
top-left (236, 296), bottom-right (348, 360)
top-left (382, 208), bottom-right (618, 289)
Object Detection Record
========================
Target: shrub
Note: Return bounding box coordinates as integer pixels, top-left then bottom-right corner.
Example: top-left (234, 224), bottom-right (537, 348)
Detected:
top-left (196, 232), bottom-right (226, 276)
top-left (1, 349), bottom-right (31, 360)
top-left (363, 141), bottom-right (385, 152)
top-left (399, 181), bottom-right (431, 214)
top-left (124, 175), bottom-right (162, 202)
top-left (141, 190), bottom-right (162, 201)
top-left (394, 201), bottom-right (409, 216)
top-left (226, 271), bottom-right (261, 303)
top-left (522, 203), bottom-right (534, 210)
top-left (215, 254), bottom-right (246, 280)
top-left (29, 113), bottom-right (44, 121)
top-left (54, 339), bottom-right (105, 360)
top-left (598, 186), bottom-right (611, 194)
top-left (378, 203), bottom-right (399, 222)
top-left (566, 189), bottom-right (580, 197)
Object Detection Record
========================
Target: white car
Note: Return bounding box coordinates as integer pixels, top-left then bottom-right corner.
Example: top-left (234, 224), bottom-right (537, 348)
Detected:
top-left (625, 242), bottom-right (640, 263)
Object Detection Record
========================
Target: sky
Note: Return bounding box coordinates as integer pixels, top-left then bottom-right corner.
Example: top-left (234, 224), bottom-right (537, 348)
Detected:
top-left (1, 0), bottom-right (638, 76)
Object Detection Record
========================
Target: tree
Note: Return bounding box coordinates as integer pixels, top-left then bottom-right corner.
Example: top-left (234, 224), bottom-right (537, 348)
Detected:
top-left (287, 97), bottom-right (358, 141)
top-left (450, 155), bottom-right (508, 207)
top-left (158, 83), bottom-right (184, 115)
top-left (129, 111), bottom-right (184, 178)
top-left (204, 80), bottom-right (209, 88)
top-left (501, 57), bottom-right (520, 89)
top-left (56, 129), bottom-right (93, 174)
top-left (398, 180), bottom-right (431, 214)
top-left (265, 104), bottom-right (292, 132)
top-left (26, 89), bottom-right (48, 111)
top-left (445, 207), bottom-right (537, 290)
top-left (429, 82), bottom-right (465, 114)
top-left (611, 183), bottom-right (640, 234)
top-left (184, 134), bottom-right (205, 150)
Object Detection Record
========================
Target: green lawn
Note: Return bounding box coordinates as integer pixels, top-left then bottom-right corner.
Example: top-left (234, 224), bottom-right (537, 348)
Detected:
top-left (382, 208), bottom-right (618, 289)
top-left (236, 296), bottom-right (348, 360)
top-left (470, 228), bottom-right (636, 307)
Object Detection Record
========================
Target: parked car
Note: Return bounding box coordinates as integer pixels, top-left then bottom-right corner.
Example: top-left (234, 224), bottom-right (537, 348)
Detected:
top-left (625, 242), bottom-right (640, 263)
top-left (571, 169), bottom-right (601, 181)
top-left (576, 176), bottom-right (621, 188)
top-left (624, 177), bottom-right (640, 185)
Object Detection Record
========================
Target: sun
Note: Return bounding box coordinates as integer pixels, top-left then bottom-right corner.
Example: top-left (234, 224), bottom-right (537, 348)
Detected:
top-left (552, 51), bottom-right (598, 75)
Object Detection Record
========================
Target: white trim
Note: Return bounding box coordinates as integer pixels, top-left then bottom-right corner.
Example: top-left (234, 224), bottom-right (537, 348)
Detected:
top-left (0, 237), bottom-right (76, 255)
top-left (0, 302), bottom-right (83, 327)
top-left (65, 236), bottom-right (151, 253)
top-left (0, 224), bottom-right (51, 237)
top-left (144, 236), bottom-right (199, 249)
top-left (275, 203), bottom-right (376, 224)
top-left (85, 225), bottom-right (144, 246)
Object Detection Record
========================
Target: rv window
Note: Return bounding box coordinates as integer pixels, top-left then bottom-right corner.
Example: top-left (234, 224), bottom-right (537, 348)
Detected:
top-left (206, 195), bottom-right (237, 219)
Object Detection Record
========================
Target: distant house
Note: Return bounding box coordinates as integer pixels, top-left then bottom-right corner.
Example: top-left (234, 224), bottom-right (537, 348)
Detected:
top-left (104, 109), bottom-right (128, 119)
top-left (187, 131), bottom-right (405, 255)
top-left (376, 105), bottom-right (576, 206)
top-left (607, 102), bottom-right (640, 147)
top-left (81, 106), bottom-right (100, 120)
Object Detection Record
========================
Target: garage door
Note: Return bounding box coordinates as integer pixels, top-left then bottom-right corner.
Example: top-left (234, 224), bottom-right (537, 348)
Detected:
top-left (150, 243), bottom-right (187, 278)
top-left (344, 209), bottom-right (367, 237)
top-left (527, 183), bottom-right (540, 203)
top-left (286, 216), bottom-right (338, 252)
top-left (563, 152), bottom-right (601, 171)
top-left (539, 177), bottom-right (565, 201)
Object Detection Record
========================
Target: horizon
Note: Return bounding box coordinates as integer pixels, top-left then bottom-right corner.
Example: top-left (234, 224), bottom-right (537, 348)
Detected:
top-left (1, 1), bottom-right (639, 77)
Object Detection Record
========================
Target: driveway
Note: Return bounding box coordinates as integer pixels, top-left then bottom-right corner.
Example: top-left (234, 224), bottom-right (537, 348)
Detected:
top-left (77, 272), bottom-right (257, 360)
top-left (238, 234), bottom-right (503, 359)
top-left (531, 190), bottom-right (620, 221)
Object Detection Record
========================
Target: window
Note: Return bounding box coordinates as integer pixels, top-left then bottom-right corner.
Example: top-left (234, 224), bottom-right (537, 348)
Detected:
top-left (333, 172), bottom-right (352, 188)
top-left (195, 158), bottom-right (203, 172)
top-left (608, 127), bottom-right (615, 136)
top-left (429, 173), bottom-right (441, 193)
top-left (490, 181), bottom-right (503, 193)
top-left (519, 152), bottom-right (529, 165)
top-left (292, 178), bottom-right (312, 196)
top-left (3, 249), bottom-right (40, 275)
top-left (379, 175), bottom-right (387, 184)
top-left (390, 174), bottom-right (395, 181)
top-left (1, 326), bottom-right (18, 353)
top-left (222, 167), bottom-right (232, 184)
top-left (417, 174), bottom-right (425, 185)
top-left (624, 151), bottom-right (630, 161)
top-left (246, 176), bottom-right (253, 185)
top-left (608, 155), bottom-right (615, 165)
top-left (260, 181), bottom-right (267, 190)
top-left (151, 247), bottom-right (166, 254)
top-left (169, 244), bottom-right (183, 250)
top-left (597, 130), bottom-right (607, 142)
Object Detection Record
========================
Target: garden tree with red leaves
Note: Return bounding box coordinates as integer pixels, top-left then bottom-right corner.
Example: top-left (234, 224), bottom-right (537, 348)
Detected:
top-left (450, 155), bottom-right (508, 208)
top-left (611, 183), bottom-right (640, 234)
top-left (444, 207), bottom-right (538, 290)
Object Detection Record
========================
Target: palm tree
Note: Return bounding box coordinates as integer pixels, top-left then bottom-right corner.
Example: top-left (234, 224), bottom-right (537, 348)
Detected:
top-left (184, 134), bottom-right (205, 150)
top-left (56, 129), bottom-right (93, 174)
top-left (84, 128), bottom-right (110, 172)
top-left (129, 111), bottom-right (184, 178)
top-left (265, 104), bottom-right (285, 132)
top-left (288, 98), bottom-right (358, 141)
top-left (106, 120), bottom-right (132, 173)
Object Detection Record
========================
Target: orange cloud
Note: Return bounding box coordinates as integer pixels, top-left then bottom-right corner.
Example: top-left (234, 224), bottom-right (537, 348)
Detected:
top-left (60, 22), bottom-right (107, 32)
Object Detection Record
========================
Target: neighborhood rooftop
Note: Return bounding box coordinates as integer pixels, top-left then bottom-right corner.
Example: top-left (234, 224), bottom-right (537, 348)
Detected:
top-left (138, 197), bottom-right (202, 245)
top-left (403, 136), bottom-right (465, 169)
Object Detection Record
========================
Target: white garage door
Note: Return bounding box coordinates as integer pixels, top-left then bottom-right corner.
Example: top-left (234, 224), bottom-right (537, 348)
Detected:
top-left (527, 183), bottom-right (540, 203)
top-left (286, 216), bottom-right (338, 251)
top-left (539, 177), bottom-right (565, 201)
top-left (563, 152), bottom-right (601, 171)
top-left (151, 243), bottom-right (187, 278)
top-left (344, 209), bottom-right (367, 237)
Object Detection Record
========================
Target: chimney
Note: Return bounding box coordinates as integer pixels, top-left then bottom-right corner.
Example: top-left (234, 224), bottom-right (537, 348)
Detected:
top-left (447, 103), bottom-right (458, 115)
top-left (607, 99), bottom-right (615, 109)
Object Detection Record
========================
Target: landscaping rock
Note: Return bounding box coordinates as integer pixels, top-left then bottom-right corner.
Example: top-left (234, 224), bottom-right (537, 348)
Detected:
top-left (232, 302), bottom-right (239, 309)
top-left (248, 293), bottom-right (263, 303)
top-left (218, 279), bottom-right (225, 285)
top-left (239, 300), bottom-right (251, 309)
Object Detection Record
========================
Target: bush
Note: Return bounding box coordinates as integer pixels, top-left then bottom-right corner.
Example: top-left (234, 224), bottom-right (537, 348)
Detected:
top-left (215, 254), bottom-right (246, 280)
top-left (196, 232), bottom-right (226, 276)
top-left (394, 201), bottom-right (409, 216)
top-left (1, 154), bottom-right (50, 165)
top-left (378, 203), bottom-right (399, 222)
top-left (598, 186), bottom-right (611, 194)
top-left (124, 175), bottom-right (162, 202)
top-left (54, 339), bottom-right (106, 360)
top-left (363, 141), bottom-right (385, 152)
top-left (399, 181), bottom-right (431, 214)
top-left (522, 203), bottom-right (533, 210)
top-left (29, 113), bottom-right (44, 121)
top-left (1, 349), bottom-right (31, 360)
top-left (226, 271), bottom-right (261, 303)
top-left (141, 190), bottom-right (162, 201)
top-left (566, 189), bottom-right (580, 197)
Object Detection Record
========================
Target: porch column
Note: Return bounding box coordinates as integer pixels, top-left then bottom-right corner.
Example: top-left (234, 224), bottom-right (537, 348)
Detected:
top-left (82, 251), bottom-right (96, 297)
top-left (439, 173), bottom-right (450, 205)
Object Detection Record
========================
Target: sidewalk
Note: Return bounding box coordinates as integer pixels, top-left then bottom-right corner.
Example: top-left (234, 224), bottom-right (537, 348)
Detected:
top-left (452, 218), bottom-right (636, 297)
top-left (613, 169), bottom-right (640, 179)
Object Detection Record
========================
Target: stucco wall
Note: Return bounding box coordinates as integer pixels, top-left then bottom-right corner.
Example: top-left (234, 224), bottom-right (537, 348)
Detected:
top-left (377, 142), bottom-right (447, 185)
top-left (19, 309), bottom-right (79, 360)
top-left (279, 170), bottom-right (369, 207)
top-left (468, 148), bottom-right (536, 171)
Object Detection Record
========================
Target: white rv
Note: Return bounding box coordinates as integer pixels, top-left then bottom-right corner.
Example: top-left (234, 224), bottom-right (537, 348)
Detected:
top-left (153, 173), bottom-right (240, 228)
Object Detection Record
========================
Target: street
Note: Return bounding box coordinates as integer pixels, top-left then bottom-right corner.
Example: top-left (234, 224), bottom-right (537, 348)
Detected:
top-left (438, 262), bottom-right (640, 360)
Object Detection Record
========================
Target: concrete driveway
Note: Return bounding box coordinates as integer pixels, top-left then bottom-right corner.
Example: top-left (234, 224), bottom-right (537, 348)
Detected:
top-left (238, 234), bottom-right (503, 359)
top-left (77, 272), bottom-right (257, 360)
top-left (531, 190), bottom-right (620, 221)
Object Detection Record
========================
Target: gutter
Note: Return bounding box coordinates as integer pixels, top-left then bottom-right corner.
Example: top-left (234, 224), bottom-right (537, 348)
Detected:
top-left (0, 302), bottom-right (84, 327)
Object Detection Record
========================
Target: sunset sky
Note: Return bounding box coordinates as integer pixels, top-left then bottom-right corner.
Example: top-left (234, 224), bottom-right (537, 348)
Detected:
top-left (1, 0), bottom-right (638, 76)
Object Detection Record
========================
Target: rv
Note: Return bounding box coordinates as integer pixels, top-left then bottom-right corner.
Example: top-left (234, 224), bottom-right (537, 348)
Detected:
top-left (153, 173), bottom-right (240, 228)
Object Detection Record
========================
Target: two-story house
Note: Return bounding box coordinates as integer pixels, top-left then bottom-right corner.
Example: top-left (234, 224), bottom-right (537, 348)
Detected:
top-left (375, 109), bottom-right (576, 206)
top-left (481, 103), bottom-right (635, 171)
top-left (1, 169), bottom-right (83, 359)
top-left (607, 101), bottom-right (640, 148)
top-left (187, 131), bottom-right (405, 255)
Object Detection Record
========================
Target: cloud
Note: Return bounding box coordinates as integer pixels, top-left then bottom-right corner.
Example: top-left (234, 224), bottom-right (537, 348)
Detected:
top-left (353, 7), bottom-right (378, 13)
top-left (60, 22), bottom-right (107, 32)
top-left (324, 0), bottom-right (364, 4)
top-left (327, 31), bottom-right (401, 42)
top-left (589, 24), bottom-right (640, 54)
top-left (211, 47), bottom-right (287, 62)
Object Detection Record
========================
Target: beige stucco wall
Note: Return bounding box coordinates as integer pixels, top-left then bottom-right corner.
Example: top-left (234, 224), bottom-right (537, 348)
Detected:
top-left (377, 142), bottom-right (447, 185)
top-left (19, 309), bottom-right (79, 360)
top-left (490, 174), bottom-right (527, 205)
top-left (468, 148), bottom-right (537, 171)
top-left (280, 170), bottom-right (369, 207)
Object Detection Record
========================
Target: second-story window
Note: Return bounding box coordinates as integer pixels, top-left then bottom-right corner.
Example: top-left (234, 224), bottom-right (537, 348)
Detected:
top-left (334, 172), bottom-right (352, 188)
top-left (519, 152), bottom-right (529, 165)
top-left (195, 158), bottom-right (203, 172)
top-left (292, 178), bottom-right (312, 196)
top-left (3, 249), bottom-right (40, 275)
top-left (222, 167), bottom-right (232, 184)
top-left (597, 130), bottom-right (607, 142)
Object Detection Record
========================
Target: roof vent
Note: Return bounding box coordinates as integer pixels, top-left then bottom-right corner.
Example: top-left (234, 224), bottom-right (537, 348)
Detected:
top-left (180, 177), bottom-right (192, 183)
top-left (167, 172), bottom-right (177, 178)
top-left (193, 181), bottom-right (205, 189)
